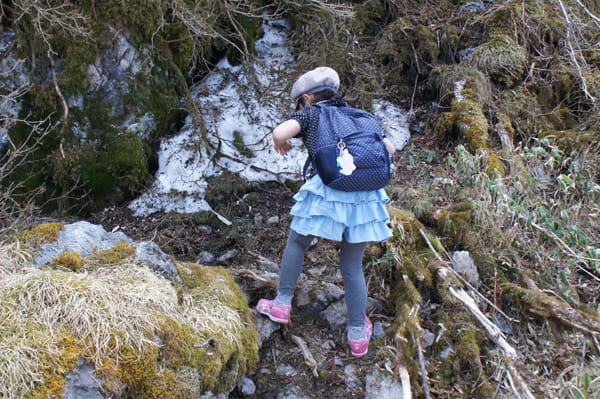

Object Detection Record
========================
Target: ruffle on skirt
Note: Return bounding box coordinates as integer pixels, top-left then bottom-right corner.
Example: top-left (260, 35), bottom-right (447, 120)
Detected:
top-left (290, 175), bottom-right (393, 243)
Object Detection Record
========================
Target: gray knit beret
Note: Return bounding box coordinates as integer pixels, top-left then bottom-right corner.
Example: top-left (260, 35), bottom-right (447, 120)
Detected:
top-left (290, 67), bottom-right (340, 101)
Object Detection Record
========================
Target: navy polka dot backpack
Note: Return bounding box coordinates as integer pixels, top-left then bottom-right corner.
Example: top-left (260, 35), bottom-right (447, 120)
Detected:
top-left (304, 103), bottom-right (391, 192)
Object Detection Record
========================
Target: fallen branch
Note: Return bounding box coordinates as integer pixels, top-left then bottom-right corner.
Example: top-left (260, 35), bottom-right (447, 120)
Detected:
top-left (291, 335), bottom-right (318, 378)
top-left (505, 275), bottom-right (600, 335)
top-left (398, 365), bottom-right (412, 399)
top-left (446, 278), bottom-right (535, 399)
top-left (234, 268), bottom-right (279, 289)
top-left (411, 332), bottom-right (431, 399)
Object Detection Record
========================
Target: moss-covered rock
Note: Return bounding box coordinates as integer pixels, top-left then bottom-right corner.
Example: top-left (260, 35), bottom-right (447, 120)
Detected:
top-left (429, 64), bottom-right (490, 106)
top-left (467, 34), bottom-right (527, 87)
top-left (23, 222), bottom-right (65, 247)
top-left (0, 247), bottom-right (258, 398)
top-left (376, 18), bottom-right (439, 82)
top-left (52, 251), bottom-right (84, 271)
top-left (435, 97), bottom-right (490, 153)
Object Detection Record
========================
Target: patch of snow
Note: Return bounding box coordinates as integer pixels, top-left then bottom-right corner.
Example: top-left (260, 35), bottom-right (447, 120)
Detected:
top-left (372, 99), bottom-right (410, 153)
top-left (130, 18), bottom-right (411, 217)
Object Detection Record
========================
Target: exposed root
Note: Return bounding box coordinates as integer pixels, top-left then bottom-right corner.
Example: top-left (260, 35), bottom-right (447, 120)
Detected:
top-left (291, 335), bottom-right (318, 378)
top-left (505, 275), bottom-right (600, 335)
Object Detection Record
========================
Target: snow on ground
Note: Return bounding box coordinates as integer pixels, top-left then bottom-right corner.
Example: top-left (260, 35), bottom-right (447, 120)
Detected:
top-left (129, 19), bottom-right (410, 217)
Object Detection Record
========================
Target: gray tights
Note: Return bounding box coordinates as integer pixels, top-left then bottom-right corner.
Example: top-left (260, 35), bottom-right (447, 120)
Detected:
top-left (276, 230), bottom-right (368, 328)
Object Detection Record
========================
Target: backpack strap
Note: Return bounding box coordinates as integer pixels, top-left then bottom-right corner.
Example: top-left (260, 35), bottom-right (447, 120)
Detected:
top-left (302, 156), bottom-right (311, 181)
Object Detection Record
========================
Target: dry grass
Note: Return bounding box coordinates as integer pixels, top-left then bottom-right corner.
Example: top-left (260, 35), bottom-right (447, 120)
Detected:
top-left (0, 245), bottom-right (245, 398)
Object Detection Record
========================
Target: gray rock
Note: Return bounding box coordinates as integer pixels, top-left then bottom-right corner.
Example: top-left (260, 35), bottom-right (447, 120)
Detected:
top-left (199, 392), bottom-right (228, 399)
top-left (320, 297), bottom-right (383, 331)
top-left (252, 309), bottom-right (281, 348)
top-left (320, 301), bottom-right (346, 330)
top-left (334, 355), bottom-right (344, 367)
top-left (254, 254), bottom-right (279, 273)
top-left (422, 329), bottom-right (435, 348)
top-left (321, 339), bottom-right (336, 351)
top-left (297, 282), bottom-right (345, 315)
top-left (34, 221), bottom-right (132, 265)
top-left (373, 321), bottom-right (385, 340)
top-left (461, 1), bottom-right (485, 12)
top-left (237, 376), bottom-right (256, 396)
top-left (218, 249), bottom-right (238, 263)
top-left (197, 225), bottom-right (213, 235)
top-left (365, 368), bottom-right (405, 399)
top-left (196, 251), bottom-right (216, 265)
top-left (344, 364), bottom-right (362, 389)
top-left (275, 363), bottom-right (297, 377)
top-left (63, 359), bottom-right (103, 399)
top-left (0, 28), bottom-right (29, 153)
top-left (458, 47), bottom-right (475, 62)
top-left (125, 113), bottom-right (156, 141)
top-left (134, 240), bottom-right (182, 283)
top-left (451, 251), bottom-right (479, 285)
top-left (367, 297), bottom-right (383, 313)
top-left (276, 384), bottom-right (309, 399)
top-left (266, 216), bottom-right (279, 225)
top-left (254, 215), bottom-right (264, 225)
top-left (441, 346), bottom-right (453, 359)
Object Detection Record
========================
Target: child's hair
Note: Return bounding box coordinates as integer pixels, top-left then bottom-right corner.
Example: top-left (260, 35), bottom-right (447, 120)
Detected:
top-left (295, 88), bottom-right (346, 111)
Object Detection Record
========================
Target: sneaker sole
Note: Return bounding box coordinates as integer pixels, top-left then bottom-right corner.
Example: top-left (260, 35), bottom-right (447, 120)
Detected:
top-left (257, 309), bottom-right (289, 324)
top-left (351, 347), bottom-right (368, 357)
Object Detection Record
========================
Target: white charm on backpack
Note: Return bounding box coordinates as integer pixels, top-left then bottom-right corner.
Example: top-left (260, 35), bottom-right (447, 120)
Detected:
top-left (337, 147), bottom-right (356, 176)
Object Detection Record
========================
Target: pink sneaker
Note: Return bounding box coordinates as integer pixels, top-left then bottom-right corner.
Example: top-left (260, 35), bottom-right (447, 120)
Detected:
top-left (257, 299), bottom-right (291, 324)
top-left (348, 316), bottom-right (373, 357)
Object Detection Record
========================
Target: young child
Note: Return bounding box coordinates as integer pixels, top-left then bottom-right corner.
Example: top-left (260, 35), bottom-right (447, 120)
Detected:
top-left (257, 67), bottom-right (394, 357)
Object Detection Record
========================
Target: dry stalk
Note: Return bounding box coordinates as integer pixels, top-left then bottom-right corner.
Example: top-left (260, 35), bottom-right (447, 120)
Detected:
top-left (398, 365), bottom-right (412, 398)
top-left (445, 279), bottom-right (535, 399)
top-left (291, 335), bottom-right (318, 377)
top-left (556, 0), bottom-right (597, 105)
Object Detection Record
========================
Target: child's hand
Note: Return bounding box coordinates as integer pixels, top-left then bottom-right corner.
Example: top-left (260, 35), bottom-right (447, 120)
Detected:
top-left (272, 119), bottom-right (301, 156)
top-left (274, 138), bottom-right (292, 155)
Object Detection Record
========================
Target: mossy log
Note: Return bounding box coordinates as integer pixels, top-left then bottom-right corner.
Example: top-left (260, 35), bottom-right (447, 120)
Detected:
top-left (504, 278), bottom-right (600, 335)
top-left (387, 206), bottom-right (495, 397)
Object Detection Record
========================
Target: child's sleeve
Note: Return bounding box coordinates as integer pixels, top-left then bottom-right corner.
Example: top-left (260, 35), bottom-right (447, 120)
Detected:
top-left (287, 108), bottom-right (311, 137)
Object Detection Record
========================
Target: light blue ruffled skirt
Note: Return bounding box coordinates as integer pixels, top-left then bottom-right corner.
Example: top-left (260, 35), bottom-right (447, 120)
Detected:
top-left (290, 175), bottom-right (393, 243)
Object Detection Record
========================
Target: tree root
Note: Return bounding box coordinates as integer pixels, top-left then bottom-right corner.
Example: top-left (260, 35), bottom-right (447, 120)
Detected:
top-left (504, 275), bottom-right (600, 335)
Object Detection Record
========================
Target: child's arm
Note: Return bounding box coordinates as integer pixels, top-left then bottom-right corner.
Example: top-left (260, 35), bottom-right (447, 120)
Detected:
top-left (383, 137), bottom-right (395, 155)
top-left (272, 119), bottom-right (301, 155)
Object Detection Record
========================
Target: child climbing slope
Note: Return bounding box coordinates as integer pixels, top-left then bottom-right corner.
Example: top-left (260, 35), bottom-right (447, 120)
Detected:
top-left (257, 67), bottom-right (394, 357)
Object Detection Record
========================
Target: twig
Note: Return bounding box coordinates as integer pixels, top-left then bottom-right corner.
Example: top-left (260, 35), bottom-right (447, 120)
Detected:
top-left (556, 0), bottom-right (596, 104)
top-left (48, 52), bottom-right (69, 136)
top-left (291, 335), bottom-right (318, 378)
top-left (448, 285), bottom-right (535, 399)
top-left (531, 222), bottom-right (600, 265)
top-left (411, 332), bottom-right (431, 399)
top-left (398, 365), bottom-right (412, 399)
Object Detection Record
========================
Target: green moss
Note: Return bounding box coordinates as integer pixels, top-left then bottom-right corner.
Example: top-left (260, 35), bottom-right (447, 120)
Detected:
top-left (205, 171), bottom-right (253, 207)
top-left (429, 64), bottom-right (490, 105)
top-left (233, 131), bottom-right (255, 158)
top-left (90, 242), bottom-right (137, 266)
top-left (176, 263), bottom-right (259, 392)
top-left (23, 222), bottom-right (65, 246)
top-left (467, 34), bottom-right (527, 87)
top-left (435, 97), bottom-right (490, 152)
top-left (453, 99), bottom-right (490, 152)
top-left (58, 40), bottom-right (99, 95)
top-left (485, 153), bottom-right (505, 177)
top-left (376, 18), bottom-right (439, 79)
top-left (52, 252), bottom-right (84, 272)
top-left (29, 335), bottom-right (81, 399)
